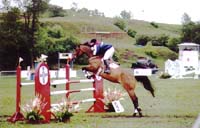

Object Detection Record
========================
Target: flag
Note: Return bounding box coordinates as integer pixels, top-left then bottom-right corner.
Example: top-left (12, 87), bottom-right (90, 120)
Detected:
top-left (40, 54), bottom-right (48, 61)
top-left (19, 57), bottom-right (23, 63)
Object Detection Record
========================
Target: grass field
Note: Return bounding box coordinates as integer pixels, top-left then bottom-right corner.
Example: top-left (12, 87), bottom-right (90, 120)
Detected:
top-left (0, 73), bottom-right (200, 128)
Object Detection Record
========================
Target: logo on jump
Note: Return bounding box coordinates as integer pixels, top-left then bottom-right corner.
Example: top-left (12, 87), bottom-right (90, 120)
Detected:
top-left (39, 66), bottom-right (49, 85)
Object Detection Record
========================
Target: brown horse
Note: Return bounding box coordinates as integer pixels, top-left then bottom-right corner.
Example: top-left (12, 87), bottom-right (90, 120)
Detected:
top-left (72, 42), bottom-right (155, 117)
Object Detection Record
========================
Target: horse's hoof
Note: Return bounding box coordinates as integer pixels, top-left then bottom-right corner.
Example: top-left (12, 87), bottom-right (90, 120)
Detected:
top-left (139, 112), bottom-right (143, 117)
top-left (133, 113), bottom-right (137, 117)
top-left (82, 68), bottom-right (86, 71)
top-left (132, 113), bottom-right (143, 117)
top-left (137, 107), bottom-right (142, 111)
top-left (137, 108), bottom-right (143, 117)
top-left (87, 75), bottom-right (92, 79)
top-left (52, 85), bottom-right (57, 88)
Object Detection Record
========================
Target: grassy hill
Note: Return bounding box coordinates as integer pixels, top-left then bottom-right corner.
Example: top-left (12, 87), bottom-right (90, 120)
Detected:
top-left (40, 15), bottom-right (181, 68)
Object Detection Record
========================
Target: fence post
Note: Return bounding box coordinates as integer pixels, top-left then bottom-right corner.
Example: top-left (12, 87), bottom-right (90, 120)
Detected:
top-left (87, 76), bottom-right (105, 112)
top-left (35, 62), bottom-right (51, 123)
top-left (7, 66), bottom-right (25, 122)
top-left (65, 63), bottom-right (70, 98)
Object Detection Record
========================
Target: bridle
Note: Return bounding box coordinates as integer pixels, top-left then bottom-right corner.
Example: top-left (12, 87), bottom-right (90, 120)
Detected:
top-left (73, 43), bottom-right (94, 59)
top-left (73, 45), bottom-right (82, 59)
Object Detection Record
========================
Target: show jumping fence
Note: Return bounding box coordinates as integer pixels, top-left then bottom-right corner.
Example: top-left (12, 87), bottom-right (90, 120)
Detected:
top-left (8, 61), bottom-right (105, 123)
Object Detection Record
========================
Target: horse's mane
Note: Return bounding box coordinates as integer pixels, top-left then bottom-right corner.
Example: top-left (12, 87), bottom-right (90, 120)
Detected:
top-left (90, 56), bottom-right (102, 60)
top-left (77, 41), bottom-right (103, 59)
top-left (80, 41), bottom-right (91, 47)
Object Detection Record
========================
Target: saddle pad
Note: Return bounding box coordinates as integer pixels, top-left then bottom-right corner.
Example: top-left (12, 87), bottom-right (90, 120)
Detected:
top-left (109, 63), bottom-right (119, 69)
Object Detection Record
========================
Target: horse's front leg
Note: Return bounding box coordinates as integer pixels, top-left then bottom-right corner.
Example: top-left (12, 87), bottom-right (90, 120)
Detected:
top-left (82, 65), bottom-right (95, 79)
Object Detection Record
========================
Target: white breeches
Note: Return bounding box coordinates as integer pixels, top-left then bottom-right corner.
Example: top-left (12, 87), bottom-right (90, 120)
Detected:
top-left (103, 47), bottom-right (115, 60)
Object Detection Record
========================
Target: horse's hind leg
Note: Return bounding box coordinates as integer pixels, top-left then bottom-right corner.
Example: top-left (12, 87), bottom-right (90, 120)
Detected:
top-left (121, 72), bottom-right (142, 117)
top-left (123, 84), bottom-right (143, 117)
top-left (129, 91), bottom-right (143, 117)
top-left (132, 96), bottom-right (142, 117)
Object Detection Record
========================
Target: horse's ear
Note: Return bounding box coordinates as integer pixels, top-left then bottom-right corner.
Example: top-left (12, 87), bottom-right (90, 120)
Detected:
top-left (83, 41), bottom-right (90, 46)
top-left (75, 45), bottom-right (80, 49)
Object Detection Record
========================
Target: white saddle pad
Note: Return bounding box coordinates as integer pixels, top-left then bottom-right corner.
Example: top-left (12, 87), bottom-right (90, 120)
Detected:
top-left (109, 63), bottom-right (119, 69)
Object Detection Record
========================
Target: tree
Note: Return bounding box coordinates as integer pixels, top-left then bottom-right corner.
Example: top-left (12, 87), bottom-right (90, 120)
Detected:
top-left (34, 23), bottom-right (80, 68)
top-left (167, 37), bottom-right (180, 52)
top-left (0, 7), bottom-right (29, 70)
top-left (1, 0), bottom-right (49, 67)
top-left (1, 0), bottom-right (11, 10)
top-left (120, 10), bottom-right (132, 19)
top-left (181, 22), bottom-right (200, 44)
top-left (181, 22), bottom-right (195, 42)
top-left (49, 4), bottom-right (64, 17)
top-left (70, 2), bottom-right (78, 12)
top-left (181, 13), bottom-right (191, 24)
top-left (77, 7), bottom-right (89, 15)
top-left (15, 0), bottom-right (49, 67)
top-left (75, 7), bottom-right (104, 17)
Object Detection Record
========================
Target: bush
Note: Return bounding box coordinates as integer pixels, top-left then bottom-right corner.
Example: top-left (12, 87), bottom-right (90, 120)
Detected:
top-left (151, 40), bottom-right (160, 46)
top-left (114, 19), bottom-right (127, 31)
top-left (159, 72), bottom-right (171, 79)
top-left (35, 33), bottom-right (80, 68)
top-left (167, 37), bottom-right (180, 52)
top-left (150, 22), bottom-right (159, 28)
top-left (151, 35), bottom-right (169, 46)
top-left (49, 5), bottom-right (65, 17)
top-left (144, 46), bottom-right (178, 60)
top-left (145, 51), bottom-right (158, 58)
top-left (47, 24), bottom-right (65, 38)
top-left (136, 35), bottom-right (150, 46)
top-left (127, 29), bottom-right (137, 38)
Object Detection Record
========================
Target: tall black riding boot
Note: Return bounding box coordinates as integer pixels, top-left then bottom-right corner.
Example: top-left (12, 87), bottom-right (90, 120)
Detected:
top-left (104, 60), bottom-right (110, 74)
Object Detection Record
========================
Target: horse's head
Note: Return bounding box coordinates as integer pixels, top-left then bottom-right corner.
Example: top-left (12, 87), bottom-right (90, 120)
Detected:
top-left (72, 42), bottom-right (93, 59)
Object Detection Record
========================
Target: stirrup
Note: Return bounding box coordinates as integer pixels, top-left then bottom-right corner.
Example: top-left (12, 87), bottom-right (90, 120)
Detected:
top-left (104, 69), bottom-right (110, 74)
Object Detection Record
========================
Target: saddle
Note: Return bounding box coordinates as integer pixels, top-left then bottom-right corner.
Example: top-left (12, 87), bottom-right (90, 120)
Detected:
top-left (98, 59), bottom-right (119, 75)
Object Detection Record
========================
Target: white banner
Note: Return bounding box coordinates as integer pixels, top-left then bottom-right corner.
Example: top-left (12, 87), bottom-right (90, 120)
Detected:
top-left (133, 69), bottom-right (152, 76)
top-left (59, 53), bottom-right (72, 59)
top-left (112, 100), bottom-right (124, 113)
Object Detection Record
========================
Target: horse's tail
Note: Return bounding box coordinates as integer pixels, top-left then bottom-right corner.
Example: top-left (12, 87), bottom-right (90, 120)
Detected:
top-left (135, 76), bottom-right (155, 97)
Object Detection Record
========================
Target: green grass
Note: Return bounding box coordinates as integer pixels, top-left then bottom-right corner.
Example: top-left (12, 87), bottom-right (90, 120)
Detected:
top-left (1, 73), bottom-right (200, 128)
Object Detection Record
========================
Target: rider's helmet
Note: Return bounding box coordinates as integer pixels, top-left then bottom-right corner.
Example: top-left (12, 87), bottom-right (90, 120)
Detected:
top-left (88, 38), bottom-right (97, 47)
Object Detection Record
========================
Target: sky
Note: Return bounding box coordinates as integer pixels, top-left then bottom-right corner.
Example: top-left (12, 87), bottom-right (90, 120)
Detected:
top-left (49, 0), bottom-right (200, 24)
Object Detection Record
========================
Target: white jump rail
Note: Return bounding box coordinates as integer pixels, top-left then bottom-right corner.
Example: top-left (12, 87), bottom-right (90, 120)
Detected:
top-left (51, 98), bottom-right (96, 107)
top-left (81, 98), bottom-right (96, 103)
top-left (21, 82), bottom-right (35, 86)
top-left (51, 79), bottom-right (94, 85)
top-left (50, 88), bottom-right (95, 95)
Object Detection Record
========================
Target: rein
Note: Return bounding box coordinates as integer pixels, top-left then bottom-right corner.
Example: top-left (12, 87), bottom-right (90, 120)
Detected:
top-left (77, 44), bottom-right (93, 58)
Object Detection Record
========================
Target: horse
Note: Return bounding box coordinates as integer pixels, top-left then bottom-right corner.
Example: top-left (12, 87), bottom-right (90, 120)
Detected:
top-left (72, 42), bottom-right (155, 117)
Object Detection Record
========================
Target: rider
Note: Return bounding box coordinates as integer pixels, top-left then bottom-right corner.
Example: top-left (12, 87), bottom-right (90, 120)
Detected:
top-left (88, 39), bottom-right (115, 74)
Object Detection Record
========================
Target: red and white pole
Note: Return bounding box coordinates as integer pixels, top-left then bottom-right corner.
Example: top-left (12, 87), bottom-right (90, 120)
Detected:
top-left (7, 66), bottom-right (25, 123)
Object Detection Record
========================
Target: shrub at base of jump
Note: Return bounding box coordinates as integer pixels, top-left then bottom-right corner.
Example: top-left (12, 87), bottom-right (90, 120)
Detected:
top-left (56, 111), bottom-right (73, 123)
top-left (51, 98), bottom-right (80, 123)
top-left (106, 103), bottom-right (115, 112)
top-left (25, 111), bottom-right (45, 124)
top-left (21, 94), bottom-right (47, 124)
top-left (103, 88), bottom-right (126, 112)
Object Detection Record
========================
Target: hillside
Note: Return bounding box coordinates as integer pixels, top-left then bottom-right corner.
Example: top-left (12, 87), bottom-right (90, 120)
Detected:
top-left (40, 15), bottom-right (181, 68)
